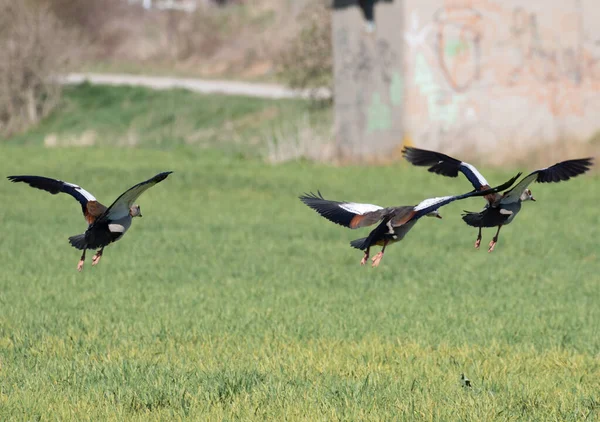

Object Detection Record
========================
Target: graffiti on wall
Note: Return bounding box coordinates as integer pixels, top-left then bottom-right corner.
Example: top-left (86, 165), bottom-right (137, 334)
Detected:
top-left (405, 0), bottom-right (600, 149)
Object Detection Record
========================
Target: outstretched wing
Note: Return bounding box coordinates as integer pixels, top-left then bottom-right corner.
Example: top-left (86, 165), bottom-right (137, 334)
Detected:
top-left (413, 172), bottom-right (522, 218)
top-left (7, 175), bottom-right (103, 222)
top-left (502, 158), bottom-right (593, 204)
top-left (402, 147), bottom-right (490, 191)
top-left (96, 171), bottom-right (173, 222)
top-left (299, 191), bottom-right (388, 229)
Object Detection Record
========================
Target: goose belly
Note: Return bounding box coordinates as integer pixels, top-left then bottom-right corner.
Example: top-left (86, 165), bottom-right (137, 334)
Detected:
top-left (108, 216), bottom-right (132, 237)
top-left (375, 220), bottom-right (417, 246)
top-left (498, 202), bottom-right (522, 225)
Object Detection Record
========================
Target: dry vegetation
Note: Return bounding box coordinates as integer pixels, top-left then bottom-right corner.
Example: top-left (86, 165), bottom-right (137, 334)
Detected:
top-left (0, 0), bottom-right (80, 136)
top-left (0, 0), bottom-right (333, 138)
top-left (276, 0), bottom-right (333, 99)
top-left (76, 0), bottom-right (331, 84)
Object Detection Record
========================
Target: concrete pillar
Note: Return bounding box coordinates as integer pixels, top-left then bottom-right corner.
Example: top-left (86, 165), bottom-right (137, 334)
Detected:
top-left (332, 0), bottom-right (405, 161)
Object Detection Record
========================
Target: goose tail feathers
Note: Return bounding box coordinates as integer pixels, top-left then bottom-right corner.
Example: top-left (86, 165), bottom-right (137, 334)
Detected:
top-left (68, 234), bottom-right (87, 250)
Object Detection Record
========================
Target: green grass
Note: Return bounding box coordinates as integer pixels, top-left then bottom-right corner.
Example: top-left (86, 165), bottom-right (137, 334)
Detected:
top-left (3, 83), bottom-right (331, 157)
top-left (0, 143), bottom-right (598, 420)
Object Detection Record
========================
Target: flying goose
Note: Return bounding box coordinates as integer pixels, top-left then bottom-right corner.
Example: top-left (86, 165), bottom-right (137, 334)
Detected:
top-left (402, 147), bottom-right (593, 252)
top-left (299, 174), bottom-right (520, 267)
top-left (7, 172), bottom-right (173, 271)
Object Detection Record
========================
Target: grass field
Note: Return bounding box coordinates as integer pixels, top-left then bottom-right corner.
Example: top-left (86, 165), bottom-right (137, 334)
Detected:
top-left (1, 88), bottom-right (599, 420)
top-left (2, 83), bottom-right (330, 159)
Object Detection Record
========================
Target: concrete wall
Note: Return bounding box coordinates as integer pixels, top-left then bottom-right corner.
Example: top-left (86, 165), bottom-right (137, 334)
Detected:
top-left (333, 0), bottom-right (600, 160)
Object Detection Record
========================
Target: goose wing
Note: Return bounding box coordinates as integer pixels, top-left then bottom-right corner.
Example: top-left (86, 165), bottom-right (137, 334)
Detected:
top-left (95, 171), bottom-right (173, 222)
top-left (501, 158), bottom-right (593, 204)
top-left (7, 175), bottom-right (105, 223)
top-left (412, 172), bottom-right (522, 218)
top-left (402, 147), bottom-right (491, 191)
top-left (299, 191), bottom-right (389, 229)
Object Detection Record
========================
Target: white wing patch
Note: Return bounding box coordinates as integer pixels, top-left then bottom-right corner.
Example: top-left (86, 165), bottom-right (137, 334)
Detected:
top-left (414, 196), bottom-right (454, 211)
top-left (461, 162), bottom-right (489, 186)
top-left (339, 202), bottom-right (383, 215)
top-left (64, 181), bottom-right (96, 201)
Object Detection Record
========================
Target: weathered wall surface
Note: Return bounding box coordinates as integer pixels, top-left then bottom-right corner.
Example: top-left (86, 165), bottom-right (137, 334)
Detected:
top-left (333, 0), bottom-right (600, 160)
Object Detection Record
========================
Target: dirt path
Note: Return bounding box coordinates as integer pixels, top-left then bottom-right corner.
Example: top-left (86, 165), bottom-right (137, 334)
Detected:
top-left (61, 73), bottom-right (330, 100)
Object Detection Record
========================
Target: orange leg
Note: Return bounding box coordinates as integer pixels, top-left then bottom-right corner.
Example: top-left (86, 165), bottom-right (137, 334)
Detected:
top-left (474, 227), bottom-right (482, 249)
top-left (360, 247), bottom-right (370, 266)
top-left (92, 247), bottom-right (104, 266)
top-left (371, 240), bottom-right (389, 267)
top-left (77, 249), bottom-right (86, 272)
top-left (488, 226), bottom-right (502, 253)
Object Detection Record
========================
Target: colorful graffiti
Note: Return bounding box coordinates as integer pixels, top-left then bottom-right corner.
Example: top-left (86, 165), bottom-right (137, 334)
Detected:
top-left (404, 0), bottom-right (600, 150)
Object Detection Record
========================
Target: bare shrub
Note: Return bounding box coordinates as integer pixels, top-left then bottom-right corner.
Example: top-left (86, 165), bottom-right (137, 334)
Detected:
top-left (31, 0), bottom-right (124, 59)
top-left (0, 0), bottom-right (80, 137)
top-left (276, 0), bottom-right (333, 100)
top-left (34, 0), bottom-right (119, 38)
top-left (166, 8), bottom-right (225, 60)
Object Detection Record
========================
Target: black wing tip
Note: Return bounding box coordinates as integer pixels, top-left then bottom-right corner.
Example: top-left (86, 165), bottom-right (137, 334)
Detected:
top-left (153, 171), bottom-right (173, 183)
top-left (560, 157), bottom-right (594, 170)
top-left (401, 147), bottom-right (464, 178)
top-left (401, 146), bottom-right (415, 156)
top-left (569, 157), bottom-right (594, 164)
top-left (7, 175), bottom-right (34, 183)
top-left (537, 157), bottom-right (594, 184)
top-left (501, 172), bottom-right (522, 189)
top-left (5, 175), bottom-right (65, 195)
top-left (299, 190), bottom-right (325, 202)
top-left (401, 146), bottom-right (431, 162)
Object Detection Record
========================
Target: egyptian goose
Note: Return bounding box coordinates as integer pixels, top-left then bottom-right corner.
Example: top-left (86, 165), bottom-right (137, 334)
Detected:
top-left (299, 173), bottom-right (519, 267)
top-left (7, 172), bottom-right (173, 271)
top-left (402, 147), bottom-right (593, 252)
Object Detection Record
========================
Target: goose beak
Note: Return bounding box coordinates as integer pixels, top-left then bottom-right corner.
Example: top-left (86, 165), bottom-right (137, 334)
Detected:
top-left (436, 214), bottom-right (442, 219)
top-left (139, 213), bottom-right (143, 217)
top-left (530, 197), bottom-right (536, 202)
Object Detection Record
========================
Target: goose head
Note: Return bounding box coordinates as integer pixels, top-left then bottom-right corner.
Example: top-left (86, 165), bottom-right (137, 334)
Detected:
top-left (520, 188), bottom-right (536, 202)
top-left (129, 205), bottom-right (142, 218)
top-left (426, 210), bottom-right (442, 219)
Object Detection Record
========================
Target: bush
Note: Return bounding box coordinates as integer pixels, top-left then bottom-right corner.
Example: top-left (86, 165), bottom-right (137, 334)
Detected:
top-left (0, 0), bottom-right (80, 137)
top-left (276, 1), bottom-right (333, 100)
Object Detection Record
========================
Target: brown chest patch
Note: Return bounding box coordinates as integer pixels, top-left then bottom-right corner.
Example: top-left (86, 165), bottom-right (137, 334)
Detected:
top-left (84, 201), bottom-right (107, 224)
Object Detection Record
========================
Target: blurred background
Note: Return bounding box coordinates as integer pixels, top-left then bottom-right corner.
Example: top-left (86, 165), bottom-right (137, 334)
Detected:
top-left (1, 0), bottom-right (599, 164)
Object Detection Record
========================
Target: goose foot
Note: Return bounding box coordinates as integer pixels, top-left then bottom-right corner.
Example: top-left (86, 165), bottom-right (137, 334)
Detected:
top-left (360, 252), bottom-right (369, 266)
top-left (92, 249), bottom-right (103, 266)
top-left (474, 238), bottom-right (481, 249)
top-left (371, 251), bottom-right (384, 267)
top-left (488, 226), bottom-right (501, 253)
